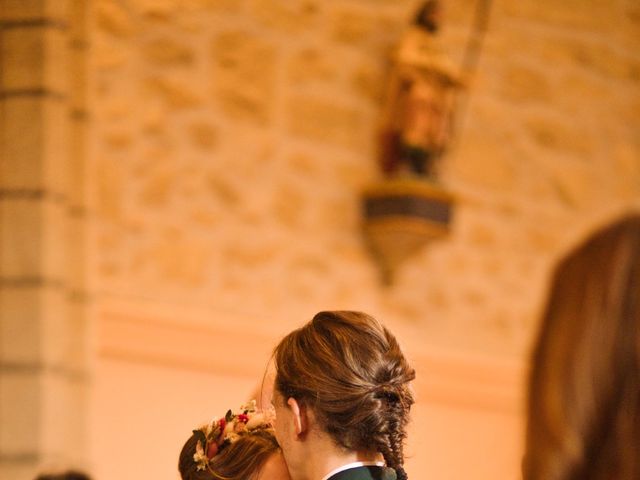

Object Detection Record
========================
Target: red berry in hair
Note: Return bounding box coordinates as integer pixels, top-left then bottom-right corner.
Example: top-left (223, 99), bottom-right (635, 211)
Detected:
top-left (207, 442), bottom-right (218, 458)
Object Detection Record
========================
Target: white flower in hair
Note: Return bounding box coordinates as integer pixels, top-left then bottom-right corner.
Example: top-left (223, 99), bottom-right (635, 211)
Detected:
top-left (240, 399), bottom-right (257, 411)
top-left (223, 421), bottom-right (235, 436)
top-left (193, 440), bottom-right (209, 471)
top-left (246, 412), bottom-right (266, 429)
top-left (191, 399), bottom-right (274, 471)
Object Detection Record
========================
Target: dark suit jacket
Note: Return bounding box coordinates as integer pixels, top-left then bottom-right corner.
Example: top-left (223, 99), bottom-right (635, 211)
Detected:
top-left (327, 466), bottom-right (397, 480)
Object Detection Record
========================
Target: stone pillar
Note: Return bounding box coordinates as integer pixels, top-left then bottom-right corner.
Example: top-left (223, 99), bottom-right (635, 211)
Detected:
top-left (0, 1), bottom-right (90, 478)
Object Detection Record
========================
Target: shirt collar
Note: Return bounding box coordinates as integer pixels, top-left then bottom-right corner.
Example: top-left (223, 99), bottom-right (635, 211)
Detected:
top-left (320, 461), bottom-right (386, 480)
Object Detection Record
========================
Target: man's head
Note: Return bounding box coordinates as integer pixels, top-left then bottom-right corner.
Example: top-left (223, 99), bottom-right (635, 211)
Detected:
top-left (272, 311), bottom-right (415, 480)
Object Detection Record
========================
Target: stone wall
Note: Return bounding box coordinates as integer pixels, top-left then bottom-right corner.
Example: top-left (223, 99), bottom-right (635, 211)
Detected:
top-left (90, 0), bottom-right (640, 357)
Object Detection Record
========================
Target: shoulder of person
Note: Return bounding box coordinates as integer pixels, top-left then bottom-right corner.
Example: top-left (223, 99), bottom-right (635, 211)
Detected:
top-left (328, 466), bottom-right (397, 480)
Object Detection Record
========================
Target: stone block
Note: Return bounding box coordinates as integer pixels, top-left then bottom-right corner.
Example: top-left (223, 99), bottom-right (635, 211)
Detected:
top-left (331, 8), bottom-right (377, 44)
top-left (93, 158), bottom-right (124, 223)
top-left (329, 7), bottom-right (402, 55)
top-left (524, 225), bottom-right (562, 253)
top-left (187, 121), bottom-right (218, 150)
top-left (68, 119), bottom-right (87, 210)
top-left (93, 35), bottom-right (130, 70)
top-left (40, 373), bottom-right (87, 462)
top-left (501, 0), bottom-right (616, 32)
top-left (215, 86), bottom-right (273, 125)
top-left (138, 103), bottom-right (165, 135)
top-left (467, 222), bottom-right (498, 248)
top-left (250, 0), bottom-right (319, 33)
top-left (144, 76), bottom-right (202, 109)
top-left (142, 37), bottom-right (194, 66)
top-left (558, 72), bottom-right (615, 110)
top-left (0, 198), bottom-right (44, 277)
top-left (287, 96), bottom-right (369, 151)
top-left (221, 241), bottom-right (279, 269)
top-left (0, 0), bottom-right (69, 22)
top-left (0, 371), bottom-right (41, 454)
top-left (0, 97), bottom-right (45, 190)
top-left (0, 26), bottom-right (68, 92)
top-left (271, 183), bottom-right (307, 229)
top-left (610, 142), bottom-right (640, 198)
top-left (331, 155), bottom-right (375, 189)
top-left (63, 298), bottom-right (90, 372)
top-left (96, 0), bottom-right (134, 37)
top-left (138, 166), bottom-right (175, 207)
top-left (525, 115), bottom-right (594, 157)
top-left (68, 46), bottom-right (88, 112)
top-left (286, 153), bottom-right (319, 176)
top-left (42, 199), bottom-right (69, 282)
top-left (39, 288), bottom-right (68, 369)
top-left (0, 196), bottom-right (68, 280)
top-left (499, 64), bottom-right (554, 103)
top-left (446, 0), bottom-right (480, 26)
top-left (66, 213), bottom-right (87, 292)
top-left (68, 0), bottom-right (89, 44)
top-left (0, 287), bottom-right (41, 364)
top-left (140, 230), bottom-right (212, 286)
top-left (319, 195), bottom-right (357, 230)
top-left (65, 378), bottom-right (89, 464)
top-left (351, 62), bottom-right (385, 103)
top-left (545, 162), bottom-right (595, 209)
top-left (0, 97), bottom-right (70, 194)
top-left (503, 32), bottom-right (638, 84)
top-left (131, 0), bottom-right (241, 19)
top-left (447, 131), bottom-right (516, 192)
top-left (102, 130), bottom-right (134, 152)
top-left (621, 97), bottom-right (640, 126)
top-left (0, 371), bottom-right (88, 471)
top-left (553, 40), bottom-right (635, 82)
top-left (287, 48), bottom-right (337, 84)
top-left (206, 175), bottom-right (240, 206)
top-left (621, 3), bottom-right (640, 49)
top-left (212, 31), bottom-right (277, 124)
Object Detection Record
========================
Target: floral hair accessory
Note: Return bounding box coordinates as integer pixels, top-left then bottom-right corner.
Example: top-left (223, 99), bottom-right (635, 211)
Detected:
top-left (192, 400), bottom-right (273, 471)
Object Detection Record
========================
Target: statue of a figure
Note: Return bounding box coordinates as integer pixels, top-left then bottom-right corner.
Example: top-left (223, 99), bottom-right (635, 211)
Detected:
top-left (379, 0), bottom-right (463, 179)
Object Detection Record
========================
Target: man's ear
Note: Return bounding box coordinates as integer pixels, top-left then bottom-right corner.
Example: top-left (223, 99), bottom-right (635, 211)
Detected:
top-left (287, 397), bottom-right (308, 438)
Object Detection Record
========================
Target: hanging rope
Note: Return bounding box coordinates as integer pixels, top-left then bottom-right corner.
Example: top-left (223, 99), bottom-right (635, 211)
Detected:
top-left (450, 0), bottom-right (493, 150)
top-left (460, 0), bottom-right (493, 78)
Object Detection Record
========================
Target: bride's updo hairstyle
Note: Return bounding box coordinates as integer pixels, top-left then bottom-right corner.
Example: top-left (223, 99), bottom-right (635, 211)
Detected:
top-left (178, 402), bottom-right (280, 480)
top-left (274, 311), bottom-right (415, 480)
top-left (179, 429), bottom-right (278, 480)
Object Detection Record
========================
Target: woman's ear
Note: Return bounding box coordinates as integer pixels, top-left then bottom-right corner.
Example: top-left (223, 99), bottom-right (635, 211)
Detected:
top-left (286, 397), bottom-right (308, 438)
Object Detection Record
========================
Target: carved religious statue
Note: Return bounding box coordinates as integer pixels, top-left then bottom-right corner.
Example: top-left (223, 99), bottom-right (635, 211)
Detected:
top-left (363, 0), bottom-right (464, 283)
top-left (379, 0), bottom-right (463, 179)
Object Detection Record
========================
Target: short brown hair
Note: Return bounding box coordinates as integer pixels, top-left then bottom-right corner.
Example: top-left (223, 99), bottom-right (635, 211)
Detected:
top-left (274, 311), bottom-right (415, 480)
top-left (524, 215), bottom-right (640, 480)
top-left (178, 428), bottom-right (279, 480)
